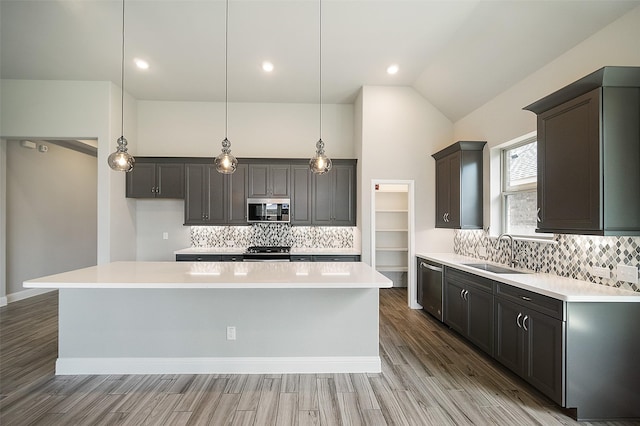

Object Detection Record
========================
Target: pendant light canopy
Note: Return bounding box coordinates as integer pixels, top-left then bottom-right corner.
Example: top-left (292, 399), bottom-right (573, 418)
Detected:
top-left (215, 0), bottom-right (238, 174)
top-left (309, 0), bottom-right (332, 175)
top-left (108, 0), bottom-right (135, 172)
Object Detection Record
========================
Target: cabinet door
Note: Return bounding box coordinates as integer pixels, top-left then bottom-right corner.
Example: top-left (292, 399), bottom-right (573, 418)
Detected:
top-left (537, 88), bottom-right (601, 232)
top-left (525, 310), bottom-right (565, 405)
top-left (291, 165), bottom-right (312, 225)
top-left (184, 164), bottom-right (207, 224)
top-left (495, 298), bottom-right (526, 376)
top-left (156, 163), bottom-right (184, 198)
top-left (126, 162), bottom-right (156, 198)
top-left (332, 164), bottom-right (356, 226)
top-left (435, 157), bottom-right (450, 227)
top-left (313, 255), bottom-right (360, 262)
top-left (228, 163), bottom-right (248, 224)
top-left (435, 153), bottom-right (460, 228)
top-left (270, 165), bottom-right (290, 197)
top-left (466, 287), bottom-right (494, 356)
top-left (248, 164), bottom-right (269, 198)
top-left (444, 278), bottom-right (466, 335)
top-left (447, 153), bottom-right (461, 227)
top-left (207, 165), bottom-right (227, 224)
top-left (312, 172), bottom-right (333, 225)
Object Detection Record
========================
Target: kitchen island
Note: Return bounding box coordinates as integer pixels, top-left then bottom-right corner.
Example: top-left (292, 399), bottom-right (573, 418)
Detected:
top-left (24, 261), bottom-right (392, 375)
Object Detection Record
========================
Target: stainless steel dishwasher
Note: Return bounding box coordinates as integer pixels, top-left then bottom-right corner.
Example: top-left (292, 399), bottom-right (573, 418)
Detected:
top-left (417, 258), bottom-right (444, 321)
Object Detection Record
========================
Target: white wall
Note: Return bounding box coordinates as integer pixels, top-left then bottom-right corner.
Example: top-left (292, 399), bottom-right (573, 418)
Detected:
top-left (0, 79), bottom-right (137, 266)
top-left (453, 5), bottom-right (640, 231)
top-left (137, 101), bottom-right (354, 158)
top-left (358, 86), bottom-right (454, 267)
top-left (5, 141), bottom-right (97, 299)
top-left (0, 139), bottom-right (6, 305)
top-left (133, 100), bottom-right (355, 260)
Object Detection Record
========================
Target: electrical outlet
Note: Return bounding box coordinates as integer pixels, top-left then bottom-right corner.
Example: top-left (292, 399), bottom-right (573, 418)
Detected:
top-left (162, 232), bottom-right (169, 240)
top-left (589, 266), bottom-right (610, 279)
top-left (617, 265), bottom-right (639, 284)
top-left (226, 326), bottom-right (236, 341)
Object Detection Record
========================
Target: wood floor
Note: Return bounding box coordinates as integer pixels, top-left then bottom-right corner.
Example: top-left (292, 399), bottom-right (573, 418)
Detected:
top-left (0, 289), bottom-right (636, 426)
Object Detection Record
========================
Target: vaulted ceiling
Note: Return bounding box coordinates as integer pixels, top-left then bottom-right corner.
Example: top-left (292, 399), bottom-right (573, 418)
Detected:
top-left (2, 0), bottom-right (638, 122)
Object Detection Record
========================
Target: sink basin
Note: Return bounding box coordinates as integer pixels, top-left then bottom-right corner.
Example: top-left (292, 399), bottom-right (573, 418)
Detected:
top-left (463, 263), bottom-right (527, 274)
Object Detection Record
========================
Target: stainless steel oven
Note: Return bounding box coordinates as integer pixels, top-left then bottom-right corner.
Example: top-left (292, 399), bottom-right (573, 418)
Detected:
top-left (247, 198), bottom-right (290, 223)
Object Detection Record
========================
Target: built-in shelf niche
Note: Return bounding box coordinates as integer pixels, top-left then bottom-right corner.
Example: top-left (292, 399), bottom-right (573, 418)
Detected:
top-left (373, 183), bottom-right (410, 286)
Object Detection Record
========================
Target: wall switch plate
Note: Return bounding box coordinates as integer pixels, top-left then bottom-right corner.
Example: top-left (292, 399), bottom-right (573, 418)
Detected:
top-left (617, 265), bottom-right (639, 284)
top-left (590, 266), bottom-right (610, 279)
top-left (226, 326), bottom-right (236, 340)
top-left (162, 232), bottom-right (169, 240)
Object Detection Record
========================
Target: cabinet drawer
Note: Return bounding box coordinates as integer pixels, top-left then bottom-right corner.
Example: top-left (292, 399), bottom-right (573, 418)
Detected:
top-left (445, 267), bottom-right (494, 294)
top-left (291, 255), bottom-right (313, 262)
top-left (496, 282), bottom-right (564, 320)
top-left (220, 255), bottom-right (243, 262)
top-left (175, 254), bottom-right (222, 262)
top-left (313, 255), bottom-right (361, 262)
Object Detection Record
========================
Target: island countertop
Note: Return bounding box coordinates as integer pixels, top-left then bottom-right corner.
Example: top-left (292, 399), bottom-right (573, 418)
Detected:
top-left (23, 261), bottom-right (391, 290)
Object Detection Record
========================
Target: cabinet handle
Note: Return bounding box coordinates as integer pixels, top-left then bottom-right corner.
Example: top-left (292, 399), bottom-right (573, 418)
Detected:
top-left (464, 290), bottom-right (469, 301)
top-left (522, 315), bottom-right (529, 331)
top-left (521, 296), bottom-right (532, 301)
top-left (460, 289), bottom-right (465, 300)
top-left (151, 187), bottom-right (156, 193)
top-left (536, 208), bottom-right (541, 223)
top-left (156, 187), bottom-right (160, 194)
top-left (421, 262), bottom-right (443, 272)
top-left (516, 312), bottom-right (523, 328)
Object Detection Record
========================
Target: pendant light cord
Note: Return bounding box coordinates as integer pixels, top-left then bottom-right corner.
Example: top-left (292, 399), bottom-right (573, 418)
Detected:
top-left (120, 0), bottom-right (126, 138)
top-left (319, 0), bottom-right (322, 140)
top-left (225, 0), bottom-right (229, 139)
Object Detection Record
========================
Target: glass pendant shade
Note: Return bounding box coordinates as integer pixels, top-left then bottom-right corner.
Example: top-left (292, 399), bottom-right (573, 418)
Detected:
top-left (108, 136), bottom-right (135, 172)
top-left (309, 138), bottom-right (332, 175)
top-left (215, 137), bottom-right (238, 174)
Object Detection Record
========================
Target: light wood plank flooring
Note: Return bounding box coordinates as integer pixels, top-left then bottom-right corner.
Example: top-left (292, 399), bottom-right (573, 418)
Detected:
top-left (0, 289), bottom-right (636, 425)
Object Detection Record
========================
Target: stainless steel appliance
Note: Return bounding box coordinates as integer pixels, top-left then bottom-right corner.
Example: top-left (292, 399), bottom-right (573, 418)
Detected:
top-left (243, 246), bottom-right (291, 262)
top-left (417, 259), bottom-right (444, 321)
top-left (247, 198), bottom-right (290, 223)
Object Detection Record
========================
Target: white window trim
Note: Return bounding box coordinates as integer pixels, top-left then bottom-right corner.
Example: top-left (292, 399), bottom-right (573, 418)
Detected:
top-left (488, 132), bottom-right (554, 243)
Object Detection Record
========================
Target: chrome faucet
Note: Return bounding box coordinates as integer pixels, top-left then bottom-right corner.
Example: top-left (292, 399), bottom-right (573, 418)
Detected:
top-left (497, 233), bottom-right (517, 268)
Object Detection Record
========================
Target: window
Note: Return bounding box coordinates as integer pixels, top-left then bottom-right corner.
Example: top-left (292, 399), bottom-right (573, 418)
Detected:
top-left (502, 138), bottom-right (537, 236)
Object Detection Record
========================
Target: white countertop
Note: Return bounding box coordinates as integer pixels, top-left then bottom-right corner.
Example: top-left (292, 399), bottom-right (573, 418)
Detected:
top-left (174, 247), bottom-right (361, 256)
top-left (23, 261), bottom-right (390, 290)
top-left (417, 253), bottom-right (640, 303)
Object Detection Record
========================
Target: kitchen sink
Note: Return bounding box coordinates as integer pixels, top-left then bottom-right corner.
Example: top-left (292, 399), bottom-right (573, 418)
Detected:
top-left (463, 263), bottom-right (527, 274)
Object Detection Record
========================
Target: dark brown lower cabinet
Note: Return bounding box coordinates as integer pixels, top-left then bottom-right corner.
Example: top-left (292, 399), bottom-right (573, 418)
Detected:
top-left (443, 268), bottom-right (494, 356)
top-left (495, 296), bottom-right (565, 406)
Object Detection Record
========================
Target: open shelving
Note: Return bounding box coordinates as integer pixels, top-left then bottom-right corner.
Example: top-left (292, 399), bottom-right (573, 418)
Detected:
top-left (373, 183), bottom-right (410, 286)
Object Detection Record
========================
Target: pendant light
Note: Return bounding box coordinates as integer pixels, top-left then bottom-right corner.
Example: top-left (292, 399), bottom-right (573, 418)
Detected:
top-left (309, 0), bottom-right (332, 175)
top-left (215, 0), bottom-right (238, 174)
top-left (108, 0), bottom-right (135, 172)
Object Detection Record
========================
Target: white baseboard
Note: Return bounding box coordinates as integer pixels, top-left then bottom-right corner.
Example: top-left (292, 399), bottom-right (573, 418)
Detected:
top-left (6, 288), bottom-right (55, 304)
top-left (0, 296), bottom-right (7, 307)
top-left (55, 356), bottom-right (381, 375)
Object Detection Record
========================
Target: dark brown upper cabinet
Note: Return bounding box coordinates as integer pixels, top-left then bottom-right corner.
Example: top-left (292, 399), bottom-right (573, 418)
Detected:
top-left (432, 141), bottom-right (486, 229)
top-left (248, 163), bottom-right (290, 198)
top-left (126, 158), bottom-right (184, 199)
top-left (525, 66), bottom-right (640, 236)
top-left (184, 162), bottom-right (248, 225)
top-left (311, 160), bottom-right (357, 226)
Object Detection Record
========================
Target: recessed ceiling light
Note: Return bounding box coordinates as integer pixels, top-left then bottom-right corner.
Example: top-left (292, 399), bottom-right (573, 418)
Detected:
top-left (262, 61), bottom-right (274, 72)
top-left (134, 58), bottom-right (149, 70)
top-left (387, 64), bottom-right (399, 75)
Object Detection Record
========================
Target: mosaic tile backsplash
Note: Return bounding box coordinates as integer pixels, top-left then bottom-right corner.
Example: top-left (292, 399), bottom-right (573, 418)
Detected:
top-left (454, 230), bottom-right (640, 292)
top-left (191, 224), bottom-right (355, 249)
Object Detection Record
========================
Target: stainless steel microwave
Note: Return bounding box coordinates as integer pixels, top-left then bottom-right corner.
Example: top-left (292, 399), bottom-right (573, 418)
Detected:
top-left (247, 198), bottom-right (290, 223)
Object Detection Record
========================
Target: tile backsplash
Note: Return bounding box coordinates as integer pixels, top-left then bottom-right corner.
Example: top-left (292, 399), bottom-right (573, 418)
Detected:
top-left (454, 230), bottom-right (640, 292)
top-left (191, 224), bottom-right (355, 249)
